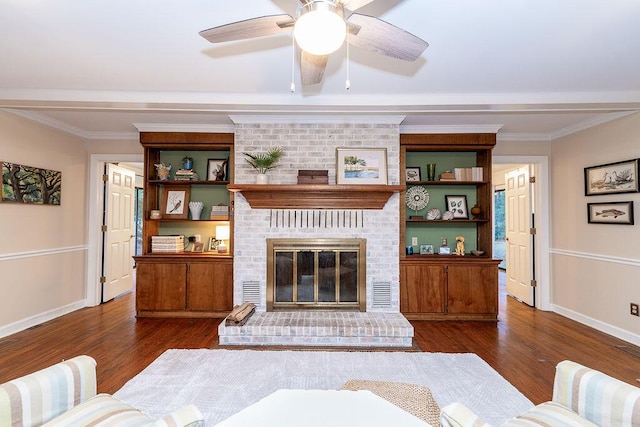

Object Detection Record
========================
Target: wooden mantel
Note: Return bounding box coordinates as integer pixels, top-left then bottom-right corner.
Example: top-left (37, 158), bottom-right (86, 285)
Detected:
top-left (227, 184), bottom-right (405, 210)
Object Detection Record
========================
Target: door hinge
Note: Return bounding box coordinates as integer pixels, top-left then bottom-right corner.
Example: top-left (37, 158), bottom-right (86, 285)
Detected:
top-left (530, 227), bottom-right (536, 235)
top-left (100, 276), bottom-right (106, 284)
top-left (529, 176), bottom-right (536, 183)
top-left (531, 279), bottom-right (537, 288)
top-left (101, 225), bottom-right (107, 232)
top-left (102, 174), bottom-right (109, 182)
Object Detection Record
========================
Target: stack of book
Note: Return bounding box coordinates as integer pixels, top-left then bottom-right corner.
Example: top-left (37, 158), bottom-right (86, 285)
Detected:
top-left (174, 169), bottom-right (199, 181)
top-left (446, 167), bottom-right (484, 181)
top-left (210, 204), bottom-right (229, 220)
top-left (151, 235), bottom-right (185, 253)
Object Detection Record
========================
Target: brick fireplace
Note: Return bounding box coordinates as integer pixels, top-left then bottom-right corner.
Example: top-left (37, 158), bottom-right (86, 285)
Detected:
top-left (231, 119), bottom-right (402, 313)
top-left (217, 118), bottom-right (413, 347)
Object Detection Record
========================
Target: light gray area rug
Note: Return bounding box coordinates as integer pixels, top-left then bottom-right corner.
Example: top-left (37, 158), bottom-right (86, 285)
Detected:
top-left (114, 349), bottom-right (533, 426)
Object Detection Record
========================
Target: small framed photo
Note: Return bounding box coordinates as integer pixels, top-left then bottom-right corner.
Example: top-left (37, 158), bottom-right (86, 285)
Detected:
top-left (406, 167), bottom-right (421, 182)
top-left (439, 246), bottom-right (452, 255)
top-left (584, 159), bottom-right (639, 196)
top-left (587, 201), bottom-right (634, 225)
top-left (208, 236), bottom-right (217, 251)
top-left (192, 241), bottom-right (205, 252)
top-left (419, 244), bottom-right (434, 255)
top-left (207, 158), bottom-right (229, 181)
top-left (161, 185), bottom-right (190, 219)
top-left (336, 148), bottom-right (388, 185)
top-left (445, 195), bottom-right (469, 219)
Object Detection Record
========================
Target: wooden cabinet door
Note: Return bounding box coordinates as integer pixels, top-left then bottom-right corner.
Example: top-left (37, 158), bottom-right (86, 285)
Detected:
top-left (400, 263), bottom-right (446, 313)
top-left (188, 260), bottom-right (233, 312)
top-left (447, 264), bottom-right (497, 314)
top-left (136, 262), bottom-right (187, 311)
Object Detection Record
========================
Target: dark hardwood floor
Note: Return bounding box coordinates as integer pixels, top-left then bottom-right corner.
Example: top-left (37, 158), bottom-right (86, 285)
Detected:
top-left (0, 272), bottom-right (638, 405)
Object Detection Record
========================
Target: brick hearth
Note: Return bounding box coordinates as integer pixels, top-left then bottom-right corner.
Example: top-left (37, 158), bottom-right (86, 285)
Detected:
top-left (218, 312), bottom-right (414, 347)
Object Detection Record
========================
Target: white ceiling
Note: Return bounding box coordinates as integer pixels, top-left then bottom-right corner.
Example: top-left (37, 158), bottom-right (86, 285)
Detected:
top-left (1, 0), bottom-right (639, 141)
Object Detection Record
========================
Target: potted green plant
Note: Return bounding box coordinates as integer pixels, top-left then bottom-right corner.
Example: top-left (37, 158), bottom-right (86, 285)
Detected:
top-left (243, 147), bottom-right (284, 184)
top-left (182, 156), bottom-right (193, 170)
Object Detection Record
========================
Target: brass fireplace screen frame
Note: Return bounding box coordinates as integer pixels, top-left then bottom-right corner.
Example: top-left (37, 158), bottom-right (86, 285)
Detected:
top-left (266, 238), bottom-right (366, 311)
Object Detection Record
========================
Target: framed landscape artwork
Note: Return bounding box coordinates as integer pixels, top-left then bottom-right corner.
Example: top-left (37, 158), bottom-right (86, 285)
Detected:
top-left (587, 201), bottom-right (634, 225)
top-left (584, 159), bottom-right (639, 196)
top-left (1, 161), bottom-right (61, 205)
top-left (336, 148), bottom-right (387, 185)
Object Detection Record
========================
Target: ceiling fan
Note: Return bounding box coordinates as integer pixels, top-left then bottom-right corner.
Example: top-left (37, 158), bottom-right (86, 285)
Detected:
top-left (199, 0), bottom-right (428, 86)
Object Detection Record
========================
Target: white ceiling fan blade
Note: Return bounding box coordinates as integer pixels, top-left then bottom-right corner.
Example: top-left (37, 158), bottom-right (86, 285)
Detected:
top-left (200, 15), bottom-right (294, 43)
top-left (347, 13), bottom-right (428, 61)
top-left (340, 0), bottom-right (375, 11)
top-left (300, 51), bottom-right (329, 85)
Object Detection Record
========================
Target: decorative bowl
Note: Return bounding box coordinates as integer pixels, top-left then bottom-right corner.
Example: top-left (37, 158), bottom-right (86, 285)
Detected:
top-left (470, 250), bottom-right (485, 256)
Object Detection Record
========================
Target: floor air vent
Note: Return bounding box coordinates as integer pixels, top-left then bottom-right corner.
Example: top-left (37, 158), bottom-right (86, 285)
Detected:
top-left (372, 281), bottom-right (392, 308)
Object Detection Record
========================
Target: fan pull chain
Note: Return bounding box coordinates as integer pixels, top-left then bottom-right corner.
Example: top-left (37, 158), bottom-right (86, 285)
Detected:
top-left (290, 36), bottom-right (296, 93)
top-left (345, 28), bottom-right (351, 90)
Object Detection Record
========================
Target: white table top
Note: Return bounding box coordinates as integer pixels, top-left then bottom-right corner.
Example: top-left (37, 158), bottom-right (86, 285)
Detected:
top-left (214, 389), bottom-right (431, 427)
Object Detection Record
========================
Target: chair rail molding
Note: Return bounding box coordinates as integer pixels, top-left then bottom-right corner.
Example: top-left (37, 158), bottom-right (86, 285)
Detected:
top-left (0, 245), bottom-right (87, 262)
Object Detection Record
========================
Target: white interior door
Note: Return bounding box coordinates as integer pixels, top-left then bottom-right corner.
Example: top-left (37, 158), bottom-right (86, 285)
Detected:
top-left (505, 166), bottom-right (534, 305)
top-left (102, 163), bottom-right (135, 302)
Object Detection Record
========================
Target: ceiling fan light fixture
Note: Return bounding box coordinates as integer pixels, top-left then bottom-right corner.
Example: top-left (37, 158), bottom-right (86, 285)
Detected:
top-left (294, 1), bottom-right (346, 56)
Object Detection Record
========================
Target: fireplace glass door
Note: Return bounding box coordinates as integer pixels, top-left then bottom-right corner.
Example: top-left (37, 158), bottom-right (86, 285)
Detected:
top-left (267, 239), bottom-right (365, 311)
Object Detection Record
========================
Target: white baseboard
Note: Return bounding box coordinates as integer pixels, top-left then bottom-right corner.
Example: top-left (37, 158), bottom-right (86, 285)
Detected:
top-left (552, 304), bottom-right (640, 347)
top-left (0, 300), bottom-right (87, 339)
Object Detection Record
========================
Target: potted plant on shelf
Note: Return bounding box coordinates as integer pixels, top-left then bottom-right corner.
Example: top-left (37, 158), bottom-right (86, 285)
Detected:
top-left (182, 156), bottom-right (194, 170)
top-left (243, 147), bottom-right (284, 184)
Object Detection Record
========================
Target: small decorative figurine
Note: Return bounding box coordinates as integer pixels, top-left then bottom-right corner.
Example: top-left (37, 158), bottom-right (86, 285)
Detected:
top-left (455, 236), bottom-right (465, 256)
top-left (154, 163), bottom-right (172, 180)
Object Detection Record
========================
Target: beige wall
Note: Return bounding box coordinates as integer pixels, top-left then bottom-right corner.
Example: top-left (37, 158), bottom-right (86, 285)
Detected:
top-left (494, 139), bottom-right (551, 157)
top-left (550, 112), bottom-right (640, 342)
top-left (0, 111), bottom-right (88, 334)
top-left (85, 137), bottom-right (142, 155)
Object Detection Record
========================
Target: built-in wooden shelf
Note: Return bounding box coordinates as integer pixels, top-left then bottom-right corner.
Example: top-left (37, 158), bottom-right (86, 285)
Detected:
top-left (227, 184), bottom-right (405, 210)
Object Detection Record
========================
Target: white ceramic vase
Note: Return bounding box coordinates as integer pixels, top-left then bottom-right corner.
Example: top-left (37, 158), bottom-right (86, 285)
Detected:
top-left (188, 201), bottom-right (204, 220)
top-left (255, 173), bottom-right (269, 184)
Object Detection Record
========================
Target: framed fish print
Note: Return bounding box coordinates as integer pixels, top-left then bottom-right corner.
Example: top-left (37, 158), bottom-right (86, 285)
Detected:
top-left (587, 201), bottom-right (634, 225)
top-left (161, 185), bottom-right (190, 219)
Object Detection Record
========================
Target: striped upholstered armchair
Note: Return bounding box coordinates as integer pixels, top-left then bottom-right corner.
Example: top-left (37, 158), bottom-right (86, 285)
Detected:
top-left (0, 355), bottom-right (203, 427)
top-left (441, 360), bottom-right (640, 426)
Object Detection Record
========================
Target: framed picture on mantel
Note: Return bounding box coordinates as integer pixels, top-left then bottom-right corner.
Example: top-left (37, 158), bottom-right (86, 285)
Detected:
top-left (336, 148), bottom-right (388, 185)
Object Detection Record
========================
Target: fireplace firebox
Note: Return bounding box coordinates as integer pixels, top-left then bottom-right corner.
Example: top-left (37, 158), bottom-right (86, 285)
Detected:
top-left (266, 239), bottom-right (366, 311)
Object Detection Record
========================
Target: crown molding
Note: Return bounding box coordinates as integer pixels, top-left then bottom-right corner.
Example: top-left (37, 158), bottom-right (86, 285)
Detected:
top-left (400, 124), bottom-right (503, 134)
top-left (2, 89), bottom-right (640, 111)
top-left (549, 111), bottom-right (638, 140)
top-left (2, 108), bottom-right (90, 139)
top-left (2, 108), bottom-right (139, 140)
top-left (133, 123), bottom-right (235, 133)
top-left (228, 115), bottom-right (406, 125)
